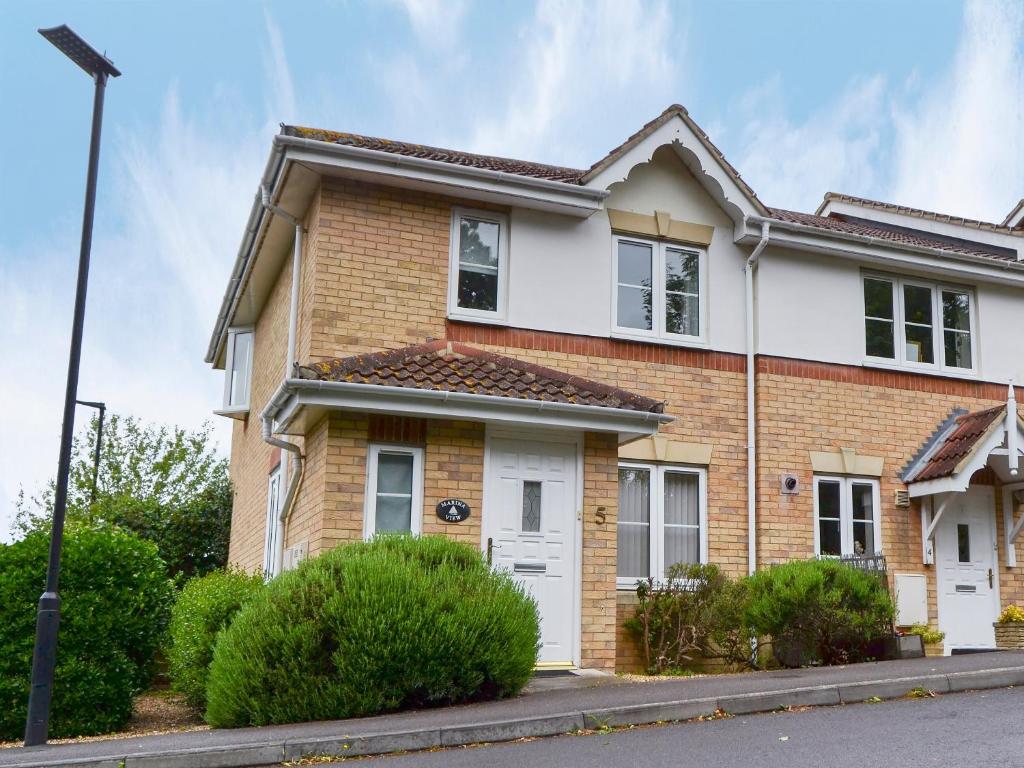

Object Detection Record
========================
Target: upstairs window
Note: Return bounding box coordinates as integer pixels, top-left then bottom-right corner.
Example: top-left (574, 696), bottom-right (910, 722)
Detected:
top-left (613, 235), bottom-right (705, 343)
top-left (862, 275), bottom-right (975, 372)
top-left (448, 208), bottom-right (509, 321)
top-left (223, 328), bottom-right (253, 411)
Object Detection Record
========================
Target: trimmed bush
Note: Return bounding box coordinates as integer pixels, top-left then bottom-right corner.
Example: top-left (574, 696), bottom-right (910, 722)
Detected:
top-left (168, 569), bottom-right (264, 710)
top-left (205, 536), bottom-right (538, 728)
top-left (0, 525), bottom-right (175, 739)
top-left (744, 559), bottom-right (894, 667)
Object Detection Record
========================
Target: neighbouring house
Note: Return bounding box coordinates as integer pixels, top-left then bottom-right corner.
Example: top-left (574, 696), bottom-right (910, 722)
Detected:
top-left (206, 104), bottom-right (1024, 669)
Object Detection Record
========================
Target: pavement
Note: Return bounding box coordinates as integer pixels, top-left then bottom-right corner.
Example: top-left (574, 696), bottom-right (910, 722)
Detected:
top-left (346, 684), bottom-right (1024, 767)
top-left (2, 651), bottom-right (1023, 768)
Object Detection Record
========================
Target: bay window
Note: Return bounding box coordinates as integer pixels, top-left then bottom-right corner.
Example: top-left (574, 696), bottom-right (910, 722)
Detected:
top-left (617, 463), bottom-right (707, 587)
top-left (613, 235), bottom-right (705, 343)
top-left (863, 274), bottom-right (975, 372)
top-left (813, 476), bottom-right (882, 557)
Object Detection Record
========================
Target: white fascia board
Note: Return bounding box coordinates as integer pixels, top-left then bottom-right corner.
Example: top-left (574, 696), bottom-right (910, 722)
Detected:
top-left (277, 137), bottom-right (607, 218)
top-left (741, 217), bottom-right (1024, 289)
top-left (822, 199), bottom-right (1024, 258)
top-left (271, 379), bottom-right (672, 443)
top-left (584, 116), bottom-right (761, 226)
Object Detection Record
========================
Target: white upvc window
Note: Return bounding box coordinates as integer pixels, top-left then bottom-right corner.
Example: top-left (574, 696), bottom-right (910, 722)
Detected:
top-left (447, 207), bottom-right (509, 323)
top-left (222, 327), bottom-right (254, 411)
top-left (616, 463), bottom-right (708, 588)
top-left (612, 235), bottom-right (707, 344)
top-left (813, 475), bottom-right (882, 558)
top-left (364, 444), bottom-right (424, 538)
top-left (262, 463), bottom-right (284, 578)
top-left (863, 274), bottom-right (976, 374)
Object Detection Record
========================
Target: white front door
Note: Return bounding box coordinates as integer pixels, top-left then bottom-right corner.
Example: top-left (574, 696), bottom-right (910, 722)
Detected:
top-left (936, 486), bottom-right (999, 652)
top-left (485, 437), bottom-right (578, 666)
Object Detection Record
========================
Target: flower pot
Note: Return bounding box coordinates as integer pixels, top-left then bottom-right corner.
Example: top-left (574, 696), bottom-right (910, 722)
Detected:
top-left (994, 622), bottom-right (1024, 650)
top-left (923, 642), bottom-right (945, 657)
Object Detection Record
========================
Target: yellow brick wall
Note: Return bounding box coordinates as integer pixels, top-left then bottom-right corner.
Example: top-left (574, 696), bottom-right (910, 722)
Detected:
top-left (581, 432), bottom-right (620, 670)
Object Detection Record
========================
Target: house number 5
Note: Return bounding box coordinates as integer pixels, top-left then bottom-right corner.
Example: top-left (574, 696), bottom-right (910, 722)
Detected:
top-left (595, 506), bottom-right (607, 525)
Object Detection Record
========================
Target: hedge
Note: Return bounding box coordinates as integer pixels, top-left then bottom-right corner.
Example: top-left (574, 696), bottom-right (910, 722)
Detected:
top-left (204, 535), bottom-right (539, 727)
top-left (168, 569), bottom-right (264, 710)
top-left (0, 525), bottom-right (175, 739)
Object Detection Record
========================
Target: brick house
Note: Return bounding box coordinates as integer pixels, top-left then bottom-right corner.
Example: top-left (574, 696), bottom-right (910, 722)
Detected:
top-left (206, 105), bottom-right (1024, 670)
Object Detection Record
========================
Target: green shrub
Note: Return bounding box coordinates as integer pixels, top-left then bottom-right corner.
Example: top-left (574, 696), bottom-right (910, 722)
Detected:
top-left (624, 563), bottom-right (729, 674)
top-left (0, 525), bottom-right (175, 739)
top-left (744, 559), bottom-right (894, 667)
top-left (168, 569), bottom-right (264, 710)
top-left (204, 536), bottom-right (538, 728)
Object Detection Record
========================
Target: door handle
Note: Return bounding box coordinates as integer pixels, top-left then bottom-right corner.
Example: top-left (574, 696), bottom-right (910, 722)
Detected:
top-left (988, 568), bottom-right (994, 589)
top-left (486, 537), bottom-right (501, 565)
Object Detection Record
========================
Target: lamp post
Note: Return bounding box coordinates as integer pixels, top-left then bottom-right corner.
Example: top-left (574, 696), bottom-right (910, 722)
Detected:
top-left (24, 25), bottom-right (120, 747)
top-left (75, 400), bottom-right (107, 506)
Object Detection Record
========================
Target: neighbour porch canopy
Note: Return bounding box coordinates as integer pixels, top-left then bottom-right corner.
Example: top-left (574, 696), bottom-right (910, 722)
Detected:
top-left (902, 385), bottom-right (1024, 564)
top-left (262, 341), bottom-right (674, 444)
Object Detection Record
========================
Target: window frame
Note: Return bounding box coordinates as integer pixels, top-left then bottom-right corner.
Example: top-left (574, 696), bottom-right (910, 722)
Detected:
top-left (262, 462), bottom-right (284, 579)
top-left (611, 234), bottom-right (708, 346)
top-left (222, 326), bottom-right (254, 412)
top-left (862, 273), bottom-right (977, 375)
top-left (447, 207), bottom-right (510, 324)
top-left (363, 444), bottom-right (425, 539)
top-left (616, 462), bottom-right (708, 590)
top-left (812, 475), bottom-right (883, 558)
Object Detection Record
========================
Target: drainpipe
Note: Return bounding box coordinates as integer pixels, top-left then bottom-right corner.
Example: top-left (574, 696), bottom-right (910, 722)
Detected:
top-left (1008, 382), bottom-right (1019, 477)
top-left (745, 222), bottom-right (771, 575)
top-left (259, 186), bottom-right (306, 576)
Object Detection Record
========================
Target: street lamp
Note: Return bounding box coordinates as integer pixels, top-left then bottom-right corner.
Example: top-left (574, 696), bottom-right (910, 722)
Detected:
top-left (75, 400), bottom-right (107, 506)
top-left (24, 25), bottom-right (120, 748)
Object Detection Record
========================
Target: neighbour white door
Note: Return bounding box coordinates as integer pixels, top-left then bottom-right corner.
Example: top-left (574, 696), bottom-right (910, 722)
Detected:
top-left (936, 486), bottom-right (999, 652)
top-left (485, 437), bottom-right (578, 667)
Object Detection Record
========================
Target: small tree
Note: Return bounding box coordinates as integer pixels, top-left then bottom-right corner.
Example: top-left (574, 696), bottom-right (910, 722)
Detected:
top-left (13, 414), bottom-right (232, 581)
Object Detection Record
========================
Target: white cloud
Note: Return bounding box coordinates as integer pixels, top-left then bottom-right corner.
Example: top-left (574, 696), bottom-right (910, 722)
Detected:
top-left (0, 15), bottom-right (297, 541)
top-left (728, 0), bottom-right (1023, 222)
top-left (888, 0), bottom-right (1024, 221)
top-left (392, 0), bottom-right (469, 52)
top-left (468, 0), bottom-right (680, 166)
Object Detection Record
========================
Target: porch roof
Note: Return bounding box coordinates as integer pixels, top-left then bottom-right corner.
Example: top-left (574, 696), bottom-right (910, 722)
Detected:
top-left (903, 390), bottom-right (1024, 497)
top-left (266, 341), bottom-right (672, 442)
top-left (297, 341), bottom-right (667, 414)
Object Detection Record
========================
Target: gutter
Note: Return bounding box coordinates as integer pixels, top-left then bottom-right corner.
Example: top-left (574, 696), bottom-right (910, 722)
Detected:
top-left (744, 222), bottom-right (770, 575)
top-left (263, 377), bottom-right (674, 433)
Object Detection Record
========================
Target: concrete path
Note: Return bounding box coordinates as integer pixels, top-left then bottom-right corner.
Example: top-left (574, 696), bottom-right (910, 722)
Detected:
top-left (2, 651), bottom-right (1023, 768)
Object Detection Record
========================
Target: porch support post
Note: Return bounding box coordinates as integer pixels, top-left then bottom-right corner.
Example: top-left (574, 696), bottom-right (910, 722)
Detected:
top-left (1003, 483), bottom-right (1024, 567)
top-left (922, 493), bottom-right (952, 565)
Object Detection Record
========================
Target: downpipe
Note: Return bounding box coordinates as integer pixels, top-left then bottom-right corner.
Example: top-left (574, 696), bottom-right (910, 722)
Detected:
top-left (745, 222), bottom-right (770, 576)
top-left (260, 186), bottom-right (306, 577)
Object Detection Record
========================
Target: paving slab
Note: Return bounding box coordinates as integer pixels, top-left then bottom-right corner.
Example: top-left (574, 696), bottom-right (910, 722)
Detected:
top-left (1, 651), bottom-right (1021, 768)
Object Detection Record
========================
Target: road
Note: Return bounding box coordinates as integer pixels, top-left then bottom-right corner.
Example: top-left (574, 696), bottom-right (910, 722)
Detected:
top-left (336, 686), bottom-right (1024, 767)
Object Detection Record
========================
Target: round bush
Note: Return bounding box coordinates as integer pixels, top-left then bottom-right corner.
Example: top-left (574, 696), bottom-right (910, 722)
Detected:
top-left (205, 536), bottom-right (539, 728)
top-left (168, 569), bottom-right (264, 710)
top-left (744, 559), bottom-right (895, 666)
top-left (0, 525), bottom-right (175, 739)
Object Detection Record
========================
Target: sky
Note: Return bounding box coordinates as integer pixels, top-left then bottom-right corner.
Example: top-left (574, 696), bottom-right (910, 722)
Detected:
top-left (1, 0), bottom-right (1022, 540)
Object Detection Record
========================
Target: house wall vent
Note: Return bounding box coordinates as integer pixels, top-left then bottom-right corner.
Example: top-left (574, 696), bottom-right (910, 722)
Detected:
top-left (894, 489), bottom-right (910, 508)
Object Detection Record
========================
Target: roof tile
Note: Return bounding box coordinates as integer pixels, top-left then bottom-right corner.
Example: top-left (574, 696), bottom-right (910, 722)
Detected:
top-left (299, 341), bottom-right (666, 414)
top-left (908, 406), bottom-right (1006, 482)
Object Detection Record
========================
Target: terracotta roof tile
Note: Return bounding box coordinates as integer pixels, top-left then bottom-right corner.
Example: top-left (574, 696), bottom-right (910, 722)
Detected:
top-left (281, 125), bottom-right (587, 184)
top-left (299, 341), bottom-right (665, 414)
top-left (908, 406), bottom-right (1006, 483)
top-left (768, 208), bottom-right (1018, 262)
top-left (819, 192), bottom-right (1024, 235)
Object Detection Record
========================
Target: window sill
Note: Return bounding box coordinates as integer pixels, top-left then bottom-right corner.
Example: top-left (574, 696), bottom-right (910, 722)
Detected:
top-left (861, 359), bottom-right (979, 381)
top-left (447, 311), bottom-right (508, 327)
top-left (611, 331), bottom-right (709, 350)
top-left (214, 406), bottom-right (250, 421)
